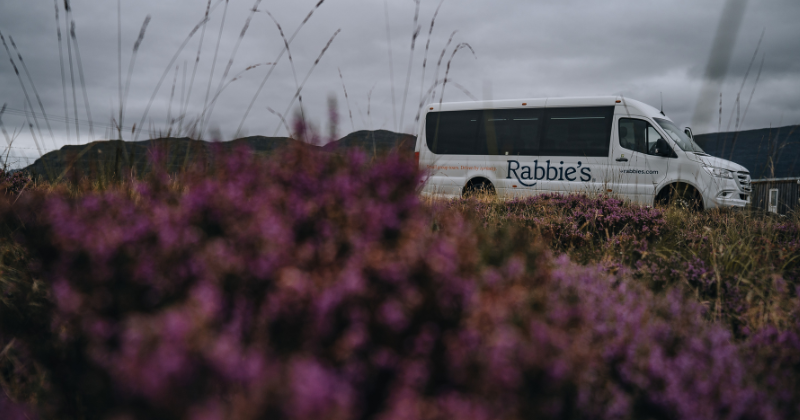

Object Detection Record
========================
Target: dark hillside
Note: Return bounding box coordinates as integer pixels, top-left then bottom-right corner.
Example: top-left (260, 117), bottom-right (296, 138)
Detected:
top-left (25, 130), bottom-right (417, 181)
top-left (322, 129), bottom-right (415, 156)
top-left (25, 133), bottom-right (411, 181)
top-left (694, 125), bottom-right (800, 179)
top-left (25, 138), bottom-right (208, 181)
top-left (26, 136), bottom-right (302, 181)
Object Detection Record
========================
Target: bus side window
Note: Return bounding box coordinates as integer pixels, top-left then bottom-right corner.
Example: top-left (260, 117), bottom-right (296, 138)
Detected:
top-left (426, 110), bottom-right (484, 155)
top-left (619, 119), bottom-right (638, 151)
top-left (481, 108), bottom-right (542, 156)
top-left (619, 118), bottom-right (661, 155)
top-left (540, 106), bottom-right (614, 157)
top-left (645, 125), bottom-right (664, 155)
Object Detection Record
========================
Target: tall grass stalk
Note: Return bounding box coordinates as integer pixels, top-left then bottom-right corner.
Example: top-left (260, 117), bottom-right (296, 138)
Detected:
top-left (413, 78), bottom-right (476, 129)
top-left (723, 29), bottom-right (766, 159)
top-left (450, 80), bottom-right (478, 100)
top-left (0, 32), bottom-right (46, 151)
top-left (201, 62), bottom-right (272, 117)
top-left (166, 65), bottom-right (179, 134)
top-left (265, 11), bottom-right (306, 126)
top-left (266, 107), bottom-right (291, 136)
top-left (430, 30), bottom-right (456, 105)
top-left (740, 52), bottom-right (764, 129)
top-left (7, 37), bottom-right (57, 149)
top-left (326, 94), bottom-right (338, 141)
top-left (133, 1), bottom-right (222, 141)
top-left (438, 42), bottom-right (475, 105)
top-left (120, 16), bottom-right (152, 140)
top-left (199, 0), bottom-right (229, 138)
top-left (0, 108), bottom-right (25, 168)
top-left (116, 14), bottom-right (152, 168)
top-left (63, 0), bottom-right (81, 143)
top-left (22, 102), bottom-right (43, 157)
top-left (236, 0), bottom-right (327, 137)
top-left (201, 0), bottom-right (262, 136)
top-left (180, 61), bottom-right (187, 130)
top-left (383, 0), bottom-right (397, 131)
top-left (0, 104), bottom-right (13, 147)
top-left (54, 0), bottom-right (71, 144)
top-left (731, 52), bottom-right (765, 159)
top-left (367, 84), bottom-right (376, 156)
top-left (398, 0), bottom-right (420, 132)
top-left (0, 106), bottom-right (20, 167)
top-left (117, 0), bottom-right (122, 140)
top-left (105, 104), bottom-right (113, 139)
top-left (367, 83), bottom-right (375, 129)
top-left (414, 0), bottom-right (445, 128)
top-left (416, 78), bottom-right (442, 111)
top-left (271, 29), bottom-right (342, 137)
top-left (69, 20), bottom-right (94, 141)
top-left (179, 0), bottom-right (213, 137)
top-left (337, 68), bottom-right (355, 133)
top-left (726, 28), bottom-right (765, 134)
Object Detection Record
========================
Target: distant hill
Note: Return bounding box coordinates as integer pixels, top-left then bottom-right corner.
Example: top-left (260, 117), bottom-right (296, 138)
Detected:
top-left (694, 125), bottom-right (800, 179)
top-left (24, 136), bottom-right (308, 180)
top-left (322, 129), bottom-right (416, 155)
top-left (24, 131), bottom-right (416, 181)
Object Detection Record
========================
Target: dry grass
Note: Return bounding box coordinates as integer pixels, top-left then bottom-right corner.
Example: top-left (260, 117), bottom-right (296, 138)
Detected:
top-left (427, 191), bottom-right (800, 335)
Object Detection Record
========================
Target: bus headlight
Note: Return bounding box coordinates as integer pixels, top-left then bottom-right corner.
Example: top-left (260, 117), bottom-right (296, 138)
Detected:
top-left (703, 166), bottom-right (734, 179)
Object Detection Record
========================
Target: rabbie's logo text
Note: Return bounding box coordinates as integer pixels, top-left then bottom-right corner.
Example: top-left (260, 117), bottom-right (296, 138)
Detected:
top-left (506, 160), bottom-right (591, 187)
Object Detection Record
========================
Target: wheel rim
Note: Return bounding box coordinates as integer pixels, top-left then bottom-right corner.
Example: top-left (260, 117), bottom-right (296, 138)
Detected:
top-left (670, 187), bottom-right (700, 210)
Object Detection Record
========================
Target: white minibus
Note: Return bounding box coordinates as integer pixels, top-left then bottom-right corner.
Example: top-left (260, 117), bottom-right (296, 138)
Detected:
top-left (414, 96), bottom-right (751, 209)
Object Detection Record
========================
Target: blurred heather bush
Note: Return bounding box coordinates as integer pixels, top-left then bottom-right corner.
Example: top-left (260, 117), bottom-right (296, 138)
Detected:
top-left (0, 144), bottom-right (798, 419)
top-left (0, 168), bottom-right (32, 195)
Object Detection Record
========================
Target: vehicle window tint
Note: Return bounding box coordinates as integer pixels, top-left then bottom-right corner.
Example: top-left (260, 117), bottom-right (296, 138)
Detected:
top-left (646, 125), bottom-right (663, 155)
top-left (426, 110), bottom-right (484, 155)
top-left (426, 108), bottom-right (542, 155)
top-left (618, 118), bottom-right (669, 156)
top-left (540, 106), bottom-right (614, 157)
top-left (618, 118), bottom-right (646, 153)
top-left (484, 109), bottom-right (542, 155)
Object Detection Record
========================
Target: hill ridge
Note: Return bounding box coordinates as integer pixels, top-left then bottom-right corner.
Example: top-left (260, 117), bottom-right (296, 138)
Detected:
top-left (24, 130), bottom-right (416, 180)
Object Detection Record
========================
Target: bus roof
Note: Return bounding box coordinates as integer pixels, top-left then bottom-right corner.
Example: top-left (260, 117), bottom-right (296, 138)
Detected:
top-left (424, 96), bottom-right (670, 121)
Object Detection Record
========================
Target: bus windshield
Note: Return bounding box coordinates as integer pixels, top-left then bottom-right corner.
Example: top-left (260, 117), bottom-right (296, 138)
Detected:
top-left (654, 118), bottom-right (706, 154)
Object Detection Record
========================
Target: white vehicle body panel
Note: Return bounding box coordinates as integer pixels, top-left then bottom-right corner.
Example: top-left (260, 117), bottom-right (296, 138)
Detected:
top-left (415, 96), bottom-right (751, 209)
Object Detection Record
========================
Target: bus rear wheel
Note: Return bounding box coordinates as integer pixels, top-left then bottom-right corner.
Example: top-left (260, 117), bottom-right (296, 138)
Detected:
top-left (462, 179), bottom-right (496, 198)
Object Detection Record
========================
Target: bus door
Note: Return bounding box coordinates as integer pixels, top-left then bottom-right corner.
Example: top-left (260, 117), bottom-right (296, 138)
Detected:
top-left (611, 117), bottom-right (670, 204)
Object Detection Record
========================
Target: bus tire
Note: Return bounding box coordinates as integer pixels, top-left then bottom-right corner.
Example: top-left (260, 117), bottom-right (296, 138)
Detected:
top-left (658, 183), bottom-right (703, 211)
top-left (462, 179), bottom-right (496, 198)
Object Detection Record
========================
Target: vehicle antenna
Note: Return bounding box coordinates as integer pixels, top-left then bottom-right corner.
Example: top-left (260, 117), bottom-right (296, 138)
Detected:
top-left (660, 92), bottom-right (665, 116)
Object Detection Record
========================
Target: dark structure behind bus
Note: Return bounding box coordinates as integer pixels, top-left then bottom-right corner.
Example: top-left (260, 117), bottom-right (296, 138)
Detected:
top-left (694, 125), bottom-right (800, 179)
top-left (749, 178), bottom-right (800, 215)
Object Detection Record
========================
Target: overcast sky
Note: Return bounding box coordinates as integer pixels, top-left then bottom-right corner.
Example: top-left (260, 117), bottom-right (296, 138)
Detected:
top-left (1, 0), bottom-right (799, 166)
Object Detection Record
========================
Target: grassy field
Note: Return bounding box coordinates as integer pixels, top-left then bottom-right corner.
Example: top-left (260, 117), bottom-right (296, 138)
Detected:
top-left (0, 144), bottom-right (798, 419)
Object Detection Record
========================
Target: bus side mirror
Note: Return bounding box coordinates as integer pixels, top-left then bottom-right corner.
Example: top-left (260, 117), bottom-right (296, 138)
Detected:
top-left (684, 127), bottom-right (694, 139)
top-left (655, 138), bottom-right (675, 157)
